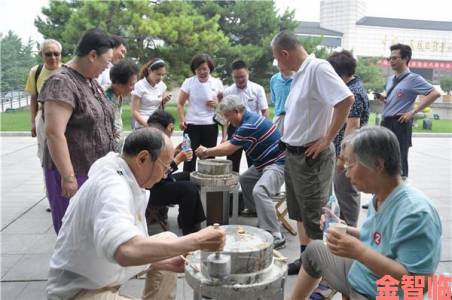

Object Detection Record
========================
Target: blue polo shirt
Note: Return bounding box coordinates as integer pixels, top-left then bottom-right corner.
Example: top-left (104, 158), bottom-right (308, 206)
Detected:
top-left (229, 111), bottom-right (285, 171)
top-left (383, 70), bottom-right (433, 117)
top-left (348, 184), bottom-right (442, 298)
top-left (270, 72), bottom-right (292, 116)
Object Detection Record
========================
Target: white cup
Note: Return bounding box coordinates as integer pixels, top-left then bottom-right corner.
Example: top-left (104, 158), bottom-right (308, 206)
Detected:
top-left (330, 223), bottom-right (348, 234)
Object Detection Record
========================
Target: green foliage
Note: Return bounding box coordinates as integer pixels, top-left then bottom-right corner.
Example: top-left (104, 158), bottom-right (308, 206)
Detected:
top-left (299, 36), bottom-right (330, 59)
top-left (356, 57), bottom-right (386, 92)
top-left (189, 1), bottom-right (298, 88)
top-left (0, 31), bottom-right (36, 92)
top-left (440, 76), bottom-right (452, 93)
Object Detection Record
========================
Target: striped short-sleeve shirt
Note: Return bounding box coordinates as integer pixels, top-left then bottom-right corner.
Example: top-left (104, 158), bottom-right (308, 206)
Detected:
top-left (229, 111), bottom-right (285, 170)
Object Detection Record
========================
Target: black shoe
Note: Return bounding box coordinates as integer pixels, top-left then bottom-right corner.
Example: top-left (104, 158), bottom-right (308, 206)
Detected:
top-left (273, 233), bottom-right (286, 250)
top-left (361, 203), bottom-right (369, 209)
top-left (288, 257), bottom-right (302, 275)
top-left (240, 208), bottom-right (257, 217)
top-left (46, 207), bottom-right (51, 212)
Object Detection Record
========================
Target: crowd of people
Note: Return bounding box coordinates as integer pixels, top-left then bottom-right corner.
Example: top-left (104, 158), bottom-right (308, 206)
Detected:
top-left (26, 28), bottom-right (442, 299)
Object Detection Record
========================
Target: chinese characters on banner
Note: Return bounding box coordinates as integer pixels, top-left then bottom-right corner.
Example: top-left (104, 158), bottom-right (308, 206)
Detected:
top-left (376, 274), bottom-right (452, 300)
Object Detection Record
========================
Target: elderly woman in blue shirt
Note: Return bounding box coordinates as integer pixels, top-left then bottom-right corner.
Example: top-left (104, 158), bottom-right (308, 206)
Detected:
top-left (288, 126), bottom-right (442, 300)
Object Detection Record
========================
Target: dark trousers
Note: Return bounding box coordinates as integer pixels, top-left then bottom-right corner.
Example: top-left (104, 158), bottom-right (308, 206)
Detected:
top-left (183, 124), bottom-right (218, 172)
top-left (381, 117), bottom-right (412, 177)
top-left (226, 125), bottom-right (252, 173)
top-left (148, 172), bottom-right (206, 235)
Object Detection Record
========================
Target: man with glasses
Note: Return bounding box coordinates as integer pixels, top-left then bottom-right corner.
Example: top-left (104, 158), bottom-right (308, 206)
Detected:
top-left (25, 39), bottom-right (62, 212)
top-left (46, 128), bottom-right (225, 299)
top-left (25, 39), bottom-right (62, 161)
top-left (375, 43), bottom-right (440, 180)
top-left (195, 95), bottom-right (287, 250)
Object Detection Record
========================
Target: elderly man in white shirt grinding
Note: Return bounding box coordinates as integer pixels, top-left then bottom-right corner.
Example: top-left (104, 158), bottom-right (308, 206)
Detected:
top-left (271, 31), bottom-right (354, 275)
top-left (46, 128), bottom-right (225, 300)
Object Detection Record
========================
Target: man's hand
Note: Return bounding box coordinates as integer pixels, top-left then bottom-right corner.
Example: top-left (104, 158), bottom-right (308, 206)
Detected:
top-left (305, 136), bottom-right (331, 159)
top-left (192, 226), bottom-right (225, 252)
top-left (326, 228), bottom-right (366, 260)
top-left (31, 122), bottom-right (37, 137)
top-left (61, 176), bottom-right (78, 198)
top-left (195, 146), bottom-right (208, 159)
top-left (398, 111), bottom-right (414, 123)
top-left (179, 120), bottom-right (187, 130)
top-left (151, 256), bottom-right (185, 273)
top-left (206, 99), bottom-right (218, 109)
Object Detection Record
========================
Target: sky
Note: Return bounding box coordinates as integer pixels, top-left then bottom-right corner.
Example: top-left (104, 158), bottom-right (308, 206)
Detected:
top-left (0, 0), bottom-right (451, 45)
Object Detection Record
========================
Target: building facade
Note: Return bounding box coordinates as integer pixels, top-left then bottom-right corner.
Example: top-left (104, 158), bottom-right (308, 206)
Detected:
top-left (295, 0), bottom-right (452, 83)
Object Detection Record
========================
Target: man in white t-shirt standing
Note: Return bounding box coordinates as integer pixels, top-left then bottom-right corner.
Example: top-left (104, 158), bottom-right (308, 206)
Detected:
top-left (271, 31), bottom-right (354, 275)
top-left (97, 35), bottom-right (127, 88)
top-left (223, 60), bottom-right (269, 174)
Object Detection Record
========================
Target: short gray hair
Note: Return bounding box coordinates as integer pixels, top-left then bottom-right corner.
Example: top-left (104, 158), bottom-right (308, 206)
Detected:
top-left (341, 126), bottom-right (401, 176)
top-left (218, 95), bottom-right (246, 113)
top-left (122, 128), bottom-right (165, 161)
top-left (39, 39), bottom-right (62, 54)
top-left (271, 30), bottom-right (301, 51)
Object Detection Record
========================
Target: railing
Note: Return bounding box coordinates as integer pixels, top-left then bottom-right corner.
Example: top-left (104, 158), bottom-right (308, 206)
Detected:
top-left (0, 91), bottom-right (30, 112)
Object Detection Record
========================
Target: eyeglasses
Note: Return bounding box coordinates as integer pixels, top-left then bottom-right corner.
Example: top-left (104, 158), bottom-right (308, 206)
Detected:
top-left (156, 158), bottom-right (172, 176)
top-left (44, 51), bottom-right (61, 57)
top-left (343, 161), bottom-right (356, 173)
top-left (386, 56), bottom-right (401, 61)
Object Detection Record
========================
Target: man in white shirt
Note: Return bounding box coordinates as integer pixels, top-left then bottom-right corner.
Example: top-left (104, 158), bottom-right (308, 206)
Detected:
top-left (97, 35), bottom-right (127, 88)
top-left (271, 31), bottom-right (354, 275)
top-left (223, 60), bottom-right (269, 174)
top-left (46, 128), bottom-right (225, 300)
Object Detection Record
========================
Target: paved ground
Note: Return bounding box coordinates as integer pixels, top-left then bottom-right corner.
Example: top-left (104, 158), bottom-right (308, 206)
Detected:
top-left (1, 135), bottom-right (451, 299)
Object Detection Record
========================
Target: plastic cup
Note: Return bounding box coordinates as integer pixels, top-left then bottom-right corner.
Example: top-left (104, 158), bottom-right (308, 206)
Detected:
top-left (330, 223), bottom-right (347, 234)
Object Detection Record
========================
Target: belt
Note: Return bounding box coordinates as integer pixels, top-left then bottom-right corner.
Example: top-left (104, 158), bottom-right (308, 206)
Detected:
top-left (279, 141), bottom-right (306, 155)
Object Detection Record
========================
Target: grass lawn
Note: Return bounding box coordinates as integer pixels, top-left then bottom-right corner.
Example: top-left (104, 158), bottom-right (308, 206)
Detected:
top-left (1, 105), bottom-right (451, 133)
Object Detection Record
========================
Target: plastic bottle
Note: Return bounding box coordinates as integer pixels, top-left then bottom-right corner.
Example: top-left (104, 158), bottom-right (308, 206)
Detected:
top-left (182, 133), bottom-right (192, 162)
top-left (323, 194), bottom-right (341, 243)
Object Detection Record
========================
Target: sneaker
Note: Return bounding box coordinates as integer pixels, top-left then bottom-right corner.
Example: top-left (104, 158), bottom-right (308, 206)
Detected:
top-left (240, 208), bottom-right (257, 217)
top-left (288, 257), bottom-right (302, 275)
top-left (309, 282), bottom-right (336, 300)
top-left (361, 203), bottom-right (369, 209)
top-left (273, 233), bottom-right (286, 250)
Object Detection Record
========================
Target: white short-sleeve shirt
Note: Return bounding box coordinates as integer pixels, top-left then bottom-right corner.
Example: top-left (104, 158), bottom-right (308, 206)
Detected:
top-left (131, 78), bottom-right (167, 128)
top-left (282, 54), bottom-right (353, 146)
top-left (46, 152), bottom-right (149, 299)
top-left (96, 63), bottom-right (113, 88)
top-left (223, 80), bottom-right (268, 115)
top-left (181, 75), bottom-right (223, 125)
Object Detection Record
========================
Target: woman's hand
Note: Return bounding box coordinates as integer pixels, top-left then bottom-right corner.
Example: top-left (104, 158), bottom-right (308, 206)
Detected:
top-left (326, 228), bottom-right (366, 260)
top-left (162, 92), bottom-right (172, 106)
top-left (61, 175), bottom-right (78, 198)
top-left (174, 149), bottom-right (193, 165)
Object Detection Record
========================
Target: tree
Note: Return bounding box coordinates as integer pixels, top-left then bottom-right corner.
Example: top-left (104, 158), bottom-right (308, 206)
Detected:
top-left (356, 57), bottom-right (386, 92)
top-left (1, 31), bottom-right (37, 92)
top-left (440, 76), bottom-right (452, 94)
top-left (34, 0), bottom-right (230, 84)
top-left (191, 1), bottom-right (298, 87)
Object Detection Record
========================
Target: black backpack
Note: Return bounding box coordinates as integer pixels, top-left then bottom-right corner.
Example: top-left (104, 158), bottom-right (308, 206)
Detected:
top-left (34, 64), bottom-right (44, 96)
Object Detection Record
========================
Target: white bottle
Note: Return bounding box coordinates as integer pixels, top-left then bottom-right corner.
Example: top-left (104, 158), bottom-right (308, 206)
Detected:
top-left (323, 195), bottom-right (341, 243)
top-left (182, 134), bottom-right (192, 162)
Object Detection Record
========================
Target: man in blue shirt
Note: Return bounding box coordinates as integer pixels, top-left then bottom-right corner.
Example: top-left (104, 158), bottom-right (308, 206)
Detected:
top-left (376, 43), bottom-right (440, 178)
top-left (270, 69), bottom-right (293, 134)
top-left (195, 95), bottom-right (286, 249)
